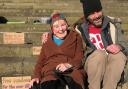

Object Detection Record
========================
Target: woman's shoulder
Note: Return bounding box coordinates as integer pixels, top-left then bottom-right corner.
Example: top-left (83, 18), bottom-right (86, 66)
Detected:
top-left (68, 27), bottom-right (79, 34)
top-left (69, 27), bottom-right (82, 38)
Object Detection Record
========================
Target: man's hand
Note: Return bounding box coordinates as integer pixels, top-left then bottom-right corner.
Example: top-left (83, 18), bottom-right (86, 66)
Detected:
top-left (41, 32), bottom-right (49, 44)
top-left (106, 44), bottom-right (122, 54)
top-left (29, 78), bottom-right (39, 88)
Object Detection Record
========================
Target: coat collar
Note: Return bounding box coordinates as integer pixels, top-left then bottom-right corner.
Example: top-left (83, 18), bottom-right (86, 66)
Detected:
top-left (47, 30), bottom-right (77, 48)
top-left (101, 16), bottom-right (111, 30)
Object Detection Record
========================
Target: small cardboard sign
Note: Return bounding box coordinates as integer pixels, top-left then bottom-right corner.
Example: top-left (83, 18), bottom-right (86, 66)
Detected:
top-left (2, 76), bottom-right (31, 89)
top-left (3, 32), bottom-right (24, 44)
top-left (32, 46), bottom-right (42, 55)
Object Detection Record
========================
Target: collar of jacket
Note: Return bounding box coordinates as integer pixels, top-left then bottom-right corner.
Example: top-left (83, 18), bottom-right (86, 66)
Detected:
top-left (81, 21), bottom-right (96, 49)
top-left (101, 16), bottom-right (111, 30)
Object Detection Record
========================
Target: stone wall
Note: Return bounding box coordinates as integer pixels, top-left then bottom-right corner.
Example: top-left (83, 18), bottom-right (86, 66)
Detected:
top-left (0, 0), bottom-right (128, 28)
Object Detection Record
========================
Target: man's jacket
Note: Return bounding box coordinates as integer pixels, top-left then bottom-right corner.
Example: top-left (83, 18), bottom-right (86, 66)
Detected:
top-left (76, 16), bottom-right (128, 58)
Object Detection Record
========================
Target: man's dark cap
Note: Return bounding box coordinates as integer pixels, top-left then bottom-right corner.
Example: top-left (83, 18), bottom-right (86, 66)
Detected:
top-left (80, 0), bottom-right (102, 17)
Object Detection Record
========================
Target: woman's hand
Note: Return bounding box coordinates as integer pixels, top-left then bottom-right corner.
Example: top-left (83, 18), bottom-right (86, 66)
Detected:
top-left (56, 63), bottom-right (72, 72)
top-left (29, 78), bottom-right (39, 88)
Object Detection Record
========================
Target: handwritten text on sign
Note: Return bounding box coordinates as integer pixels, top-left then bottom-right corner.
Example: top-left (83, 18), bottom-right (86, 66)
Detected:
top-left (3, 32), bottom-right (24, 44)
top-left (32, 46), bottom-right (42, 55)
top-left (2, 76), bottom-right (31, 89)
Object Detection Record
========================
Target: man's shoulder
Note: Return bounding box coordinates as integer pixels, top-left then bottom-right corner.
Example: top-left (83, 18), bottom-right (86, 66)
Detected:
top-left (107, 16), bottom-right (122, 24)
top-left (72, 16), bottom-right (85, 28)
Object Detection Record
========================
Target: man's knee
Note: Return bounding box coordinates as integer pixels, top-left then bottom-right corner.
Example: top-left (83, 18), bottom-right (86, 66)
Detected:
top-left (85, 50), bottom-right (107, 70)
top-left (85, 50), bottom-right (107, 65)
top-left (87, 50), bottom-right (107, 60)
top-left (109, 52), bottom-right (127, 63)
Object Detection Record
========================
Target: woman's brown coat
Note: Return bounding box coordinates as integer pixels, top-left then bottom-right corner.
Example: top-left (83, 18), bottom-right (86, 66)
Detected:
top-left (33, 30), bottom-right (85, 87)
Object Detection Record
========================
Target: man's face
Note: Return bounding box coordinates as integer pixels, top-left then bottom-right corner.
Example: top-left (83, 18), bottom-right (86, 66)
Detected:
top-left (87, 11), bottom-right (103, 27)
top-left (52, 19), bottom-right (68, 39)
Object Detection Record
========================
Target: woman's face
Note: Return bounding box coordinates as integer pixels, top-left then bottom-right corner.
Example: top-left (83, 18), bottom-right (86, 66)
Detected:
top-left (52, 19), bottom-right (68, 39)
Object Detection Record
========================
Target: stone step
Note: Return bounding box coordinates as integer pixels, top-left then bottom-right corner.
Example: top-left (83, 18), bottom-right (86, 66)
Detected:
top-left (0, 44), bottom-right (33, 57)
top-left (0, 9), bottom-right (82, 17)
top-left (0, 32), bottom-right (44, 45)
top-left (0, 0), bottom-right (80, 3)
top-left (0, 18), bottom-right (128, 31)
top-left (104, 11), bottom-right (128, 18)
top-left (0, 2), bottom-right (81, 11)
top-left (0, 9), bottom-right (83, 17)
top-left (0, 24), bottom-right (49, 32)
top-left (0, 57), bottom-right (37, 77)
top-left (0, 0), bottom-right (34, 3)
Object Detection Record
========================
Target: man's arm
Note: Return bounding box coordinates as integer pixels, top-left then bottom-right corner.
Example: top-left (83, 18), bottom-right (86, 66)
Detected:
top-left (108, 16), bottom-right (128, 55)
top-left (41, 32), bottom-right (49, 44)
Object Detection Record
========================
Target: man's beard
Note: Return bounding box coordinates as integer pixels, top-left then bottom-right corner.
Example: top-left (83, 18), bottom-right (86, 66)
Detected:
top-left (89, 15), bottom-right (103, 27)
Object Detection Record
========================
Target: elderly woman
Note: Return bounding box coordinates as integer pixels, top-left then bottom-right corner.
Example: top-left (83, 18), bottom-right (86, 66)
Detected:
top-left (30, 12), bottom-right (85, 89)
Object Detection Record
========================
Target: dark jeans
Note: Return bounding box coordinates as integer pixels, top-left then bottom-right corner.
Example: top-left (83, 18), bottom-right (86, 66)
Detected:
top-left (31, 80), bottom-right (65, 89)
top-left (31, 70), bottom-right (83, 89)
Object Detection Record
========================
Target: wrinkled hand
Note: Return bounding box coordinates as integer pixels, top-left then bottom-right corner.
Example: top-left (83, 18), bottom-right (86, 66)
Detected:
top-left (106, 44), bottom-right (121, 54)
top-left (41, 32), bottom-right (49, 44)
top-left (56, 63), bottom-right (72, 72)
top-left (29, 78), bottom-right (39, 88)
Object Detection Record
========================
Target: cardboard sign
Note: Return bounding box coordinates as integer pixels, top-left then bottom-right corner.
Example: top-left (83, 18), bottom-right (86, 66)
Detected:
top-left (32, 46), bottom-right (42, 55)
top-left (2, 76), bottom-right (31, 89)
top-left (3, 32), bottom-right (24, 44)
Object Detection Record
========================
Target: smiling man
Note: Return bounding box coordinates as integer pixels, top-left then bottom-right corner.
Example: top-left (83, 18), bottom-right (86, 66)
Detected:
top-left (78, 0), bottom-right (128, 89)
